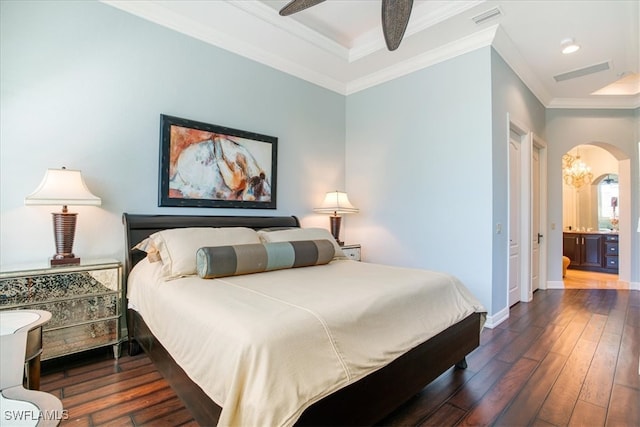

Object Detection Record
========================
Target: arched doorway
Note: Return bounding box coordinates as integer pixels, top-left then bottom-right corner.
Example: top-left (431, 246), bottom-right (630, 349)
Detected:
top-left (561, 143), bottom-right (631, 287)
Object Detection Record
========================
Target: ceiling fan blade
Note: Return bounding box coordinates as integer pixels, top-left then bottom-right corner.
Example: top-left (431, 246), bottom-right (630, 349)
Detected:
top-left (279, 0), bottom-right (326, 16)
top-left (382, 0), bottom-right (413, 51)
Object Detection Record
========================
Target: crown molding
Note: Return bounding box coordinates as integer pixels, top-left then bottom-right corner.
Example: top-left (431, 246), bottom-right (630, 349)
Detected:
top-left (348, 0), bottom-right (484, 63)
top-left (347, 25), bottom-right (499, 95)
top-left (491, 25), bottom-right (551, 107)
top-left (546, 96), bottom-right (640, 109)
top-left (228, 0), bottom-right (350, 61)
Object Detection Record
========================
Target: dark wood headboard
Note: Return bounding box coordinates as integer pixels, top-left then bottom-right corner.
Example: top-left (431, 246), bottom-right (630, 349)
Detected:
top-left (122, 213), bottom-right (300, 282)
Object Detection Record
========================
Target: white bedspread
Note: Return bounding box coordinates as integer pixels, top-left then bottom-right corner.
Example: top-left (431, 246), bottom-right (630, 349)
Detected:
top-left (128, 259), bottom-right (485, 427)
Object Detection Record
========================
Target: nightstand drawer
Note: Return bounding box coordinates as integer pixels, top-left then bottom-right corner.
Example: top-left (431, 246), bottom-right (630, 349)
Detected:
top-left (341, 244), bottom-right (361, 261)
top-left (26, 293), bottom-right (118, 329)
top-left (0, 269), bottom-right (119, 307)
top-left (43, 318), bottom-right (118, 360)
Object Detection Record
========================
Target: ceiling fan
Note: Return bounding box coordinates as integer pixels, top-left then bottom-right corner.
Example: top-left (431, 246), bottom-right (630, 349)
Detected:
top-left (279, 0), bottom-right (414, 51)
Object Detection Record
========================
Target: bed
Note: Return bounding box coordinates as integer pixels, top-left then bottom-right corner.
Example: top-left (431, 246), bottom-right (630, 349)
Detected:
top-left (122, 213), bottom-right (485, 426)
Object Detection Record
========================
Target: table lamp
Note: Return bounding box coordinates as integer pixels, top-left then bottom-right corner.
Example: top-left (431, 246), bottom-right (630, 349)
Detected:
top-left (314, 191), bottom-right (358, 246)
top-left (25, 167), bottom-right (101, 266)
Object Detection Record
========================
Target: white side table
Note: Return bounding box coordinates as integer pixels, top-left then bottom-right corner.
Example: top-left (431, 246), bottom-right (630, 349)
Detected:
top-left (1, 309), bottom-right (65, 426)
top-left (0, 310), bottom-right (50, 390)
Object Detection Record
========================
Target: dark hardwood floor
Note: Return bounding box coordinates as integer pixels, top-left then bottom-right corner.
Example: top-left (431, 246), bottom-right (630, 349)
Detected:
top-left (41, 288), bottom-right (639, 426)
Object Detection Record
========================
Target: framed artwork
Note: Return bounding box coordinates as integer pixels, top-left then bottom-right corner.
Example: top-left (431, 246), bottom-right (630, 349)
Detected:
top-left (158, 114), bottom-right (277, 209)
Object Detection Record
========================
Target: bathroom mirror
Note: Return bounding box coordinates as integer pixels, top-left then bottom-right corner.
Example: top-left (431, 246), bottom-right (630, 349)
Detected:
top-left (562, 145), bottom-right (619, 231)
top-left (597, 174), bottom-right (619, 230)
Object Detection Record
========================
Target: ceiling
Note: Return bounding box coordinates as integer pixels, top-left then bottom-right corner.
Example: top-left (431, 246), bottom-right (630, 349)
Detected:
top-left (104, 0), bottom-right (639, 109)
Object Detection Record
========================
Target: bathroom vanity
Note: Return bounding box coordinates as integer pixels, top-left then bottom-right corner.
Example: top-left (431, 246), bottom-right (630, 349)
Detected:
top-left (562, 231), bottom-right (619, 274)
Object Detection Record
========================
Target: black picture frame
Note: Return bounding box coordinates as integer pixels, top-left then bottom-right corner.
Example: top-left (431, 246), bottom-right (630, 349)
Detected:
top-left (158, 114), bottom-right (277, 209)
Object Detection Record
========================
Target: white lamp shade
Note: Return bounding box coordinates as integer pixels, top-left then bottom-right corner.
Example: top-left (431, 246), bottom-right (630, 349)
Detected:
top-left (25, 168), bottom-right (101, 206)
top-left (314, 191), bottom-right (359, 214)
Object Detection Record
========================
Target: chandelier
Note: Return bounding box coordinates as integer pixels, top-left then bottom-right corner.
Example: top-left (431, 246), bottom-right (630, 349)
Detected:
top-left (562, 152), bottom-right (593, 189)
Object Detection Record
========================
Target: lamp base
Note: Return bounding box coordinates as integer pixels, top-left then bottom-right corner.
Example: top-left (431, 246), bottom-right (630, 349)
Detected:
top-left (50, 256), bottom-right (80, 266)
top-left (329, 215), bottom-right (344, 246)
top-left (51, 211), bottom-right (79, 266)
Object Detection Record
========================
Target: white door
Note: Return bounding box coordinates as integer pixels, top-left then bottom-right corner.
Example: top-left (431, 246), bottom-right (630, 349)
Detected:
top-left (509, 134), bottom-right (521, 306)
top-left (531, 146), bottom-right (541, 292)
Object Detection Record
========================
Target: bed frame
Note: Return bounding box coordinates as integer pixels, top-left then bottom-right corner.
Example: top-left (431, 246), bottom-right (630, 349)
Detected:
top-left (122, 213), bottom-right (482, 426)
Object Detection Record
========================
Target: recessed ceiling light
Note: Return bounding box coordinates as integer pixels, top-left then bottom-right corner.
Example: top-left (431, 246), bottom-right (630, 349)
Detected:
top-left (561, 38), bottom-right (580, 54)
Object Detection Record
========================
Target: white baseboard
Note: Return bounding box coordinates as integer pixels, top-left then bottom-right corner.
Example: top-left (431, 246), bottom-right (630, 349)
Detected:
top-left (630, 281), bottom-right (640, 291)
top-left (484, 306), bottom-right (509, 329)
top-left (546, 280), bottom-right (565, 289)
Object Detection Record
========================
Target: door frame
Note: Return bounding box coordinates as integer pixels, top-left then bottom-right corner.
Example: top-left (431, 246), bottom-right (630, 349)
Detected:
top-left (507, 116), bottom-right (547, 304)
top-left (532, 134), bottom-right (548, 292)
top-left (508, 127), bottom-right (523, 306)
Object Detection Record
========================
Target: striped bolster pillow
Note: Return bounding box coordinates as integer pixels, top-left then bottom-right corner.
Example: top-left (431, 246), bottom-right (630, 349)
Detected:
top-left (196, 240), bottom-right (335, 279)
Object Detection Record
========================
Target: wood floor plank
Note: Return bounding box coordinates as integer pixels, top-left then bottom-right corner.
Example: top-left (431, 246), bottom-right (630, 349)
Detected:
top-left (604, 305), bottom-right (628, 336)
top-left (446, 358), bottom-right (511, 410)
top-left (41, 364), bottom-right (123, 393)
top-left (64, 363), bottom-right (159, 397)
top-left (580, 313), bottom-right (607, 342)
top-left (532, 418), bottom-right (557, 427)
top-left (493, 352), bottom-right (566, 426)
top-left (606, 384), bottom-right (640, 427)
top-left (614, 324), bottom-right (639, 390)
top-left (548, 316), bottom-right (589, 356)
top-left (456, 358), bottom-right (538, 427)
top-left (138, 408), bottom-right (195, 427)
top-left (537, 338), bottom-right (598, 426)
top-left (95, 415), bottom-right (134, 426)
top-left (568, 399), bottom-right (607, 427)
top-left (478, 326), bottom-right (503, 346)
top-left (44, 362), bottom-right (158, 397)
top-left (523, 323), bottom-right (567, 361)
top-left (62, 371), bottom-right (164, 408)
top-left (90, 386), bottom-right (178, 425)
top-left (626, 304), bottom-right (639, 327)
top-left (60, 416), bottom-right (90, 427)
top-left (417, 403), bottom-right (465, 427)
top-left (466, 328), bottom-right (520, 371)
top-left (578, 331), bottom-right (621, 407)
top-left (496, 325), bottom-right (544, 363)
top-left (132, 396), bottom-right (190, 424)
top-left (563, 270), bottom-right (626, 290)
top-left (63, 379), bottom-right (170, 419)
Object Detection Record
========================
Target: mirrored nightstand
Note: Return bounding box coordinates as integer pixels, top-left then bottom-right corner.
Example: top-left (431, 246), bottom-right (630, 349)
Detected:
top-left (0, 259), bottom-right (123, 360)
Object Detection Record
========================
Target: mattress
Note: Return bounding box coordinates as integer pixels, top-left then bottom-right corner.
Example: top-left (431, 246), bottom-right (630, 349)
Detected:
top-left (127, 258), bottom-right (485, 427)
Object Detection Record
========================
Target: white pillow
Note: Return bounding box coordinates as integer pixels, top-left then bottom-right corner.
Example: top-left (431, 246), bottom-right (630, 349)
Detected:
top-left (150, 227), bottom-right (261, 279)
top-left (257, 227), bottom-right (346, 259)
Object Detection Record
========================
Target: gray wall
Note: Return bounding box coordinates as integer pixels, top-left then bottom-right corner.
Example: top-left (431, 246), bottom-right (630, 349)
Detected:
top-left (0, 0), bottom-right (346, 265)
top-left (345, 48), bottom-right (495, 313)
